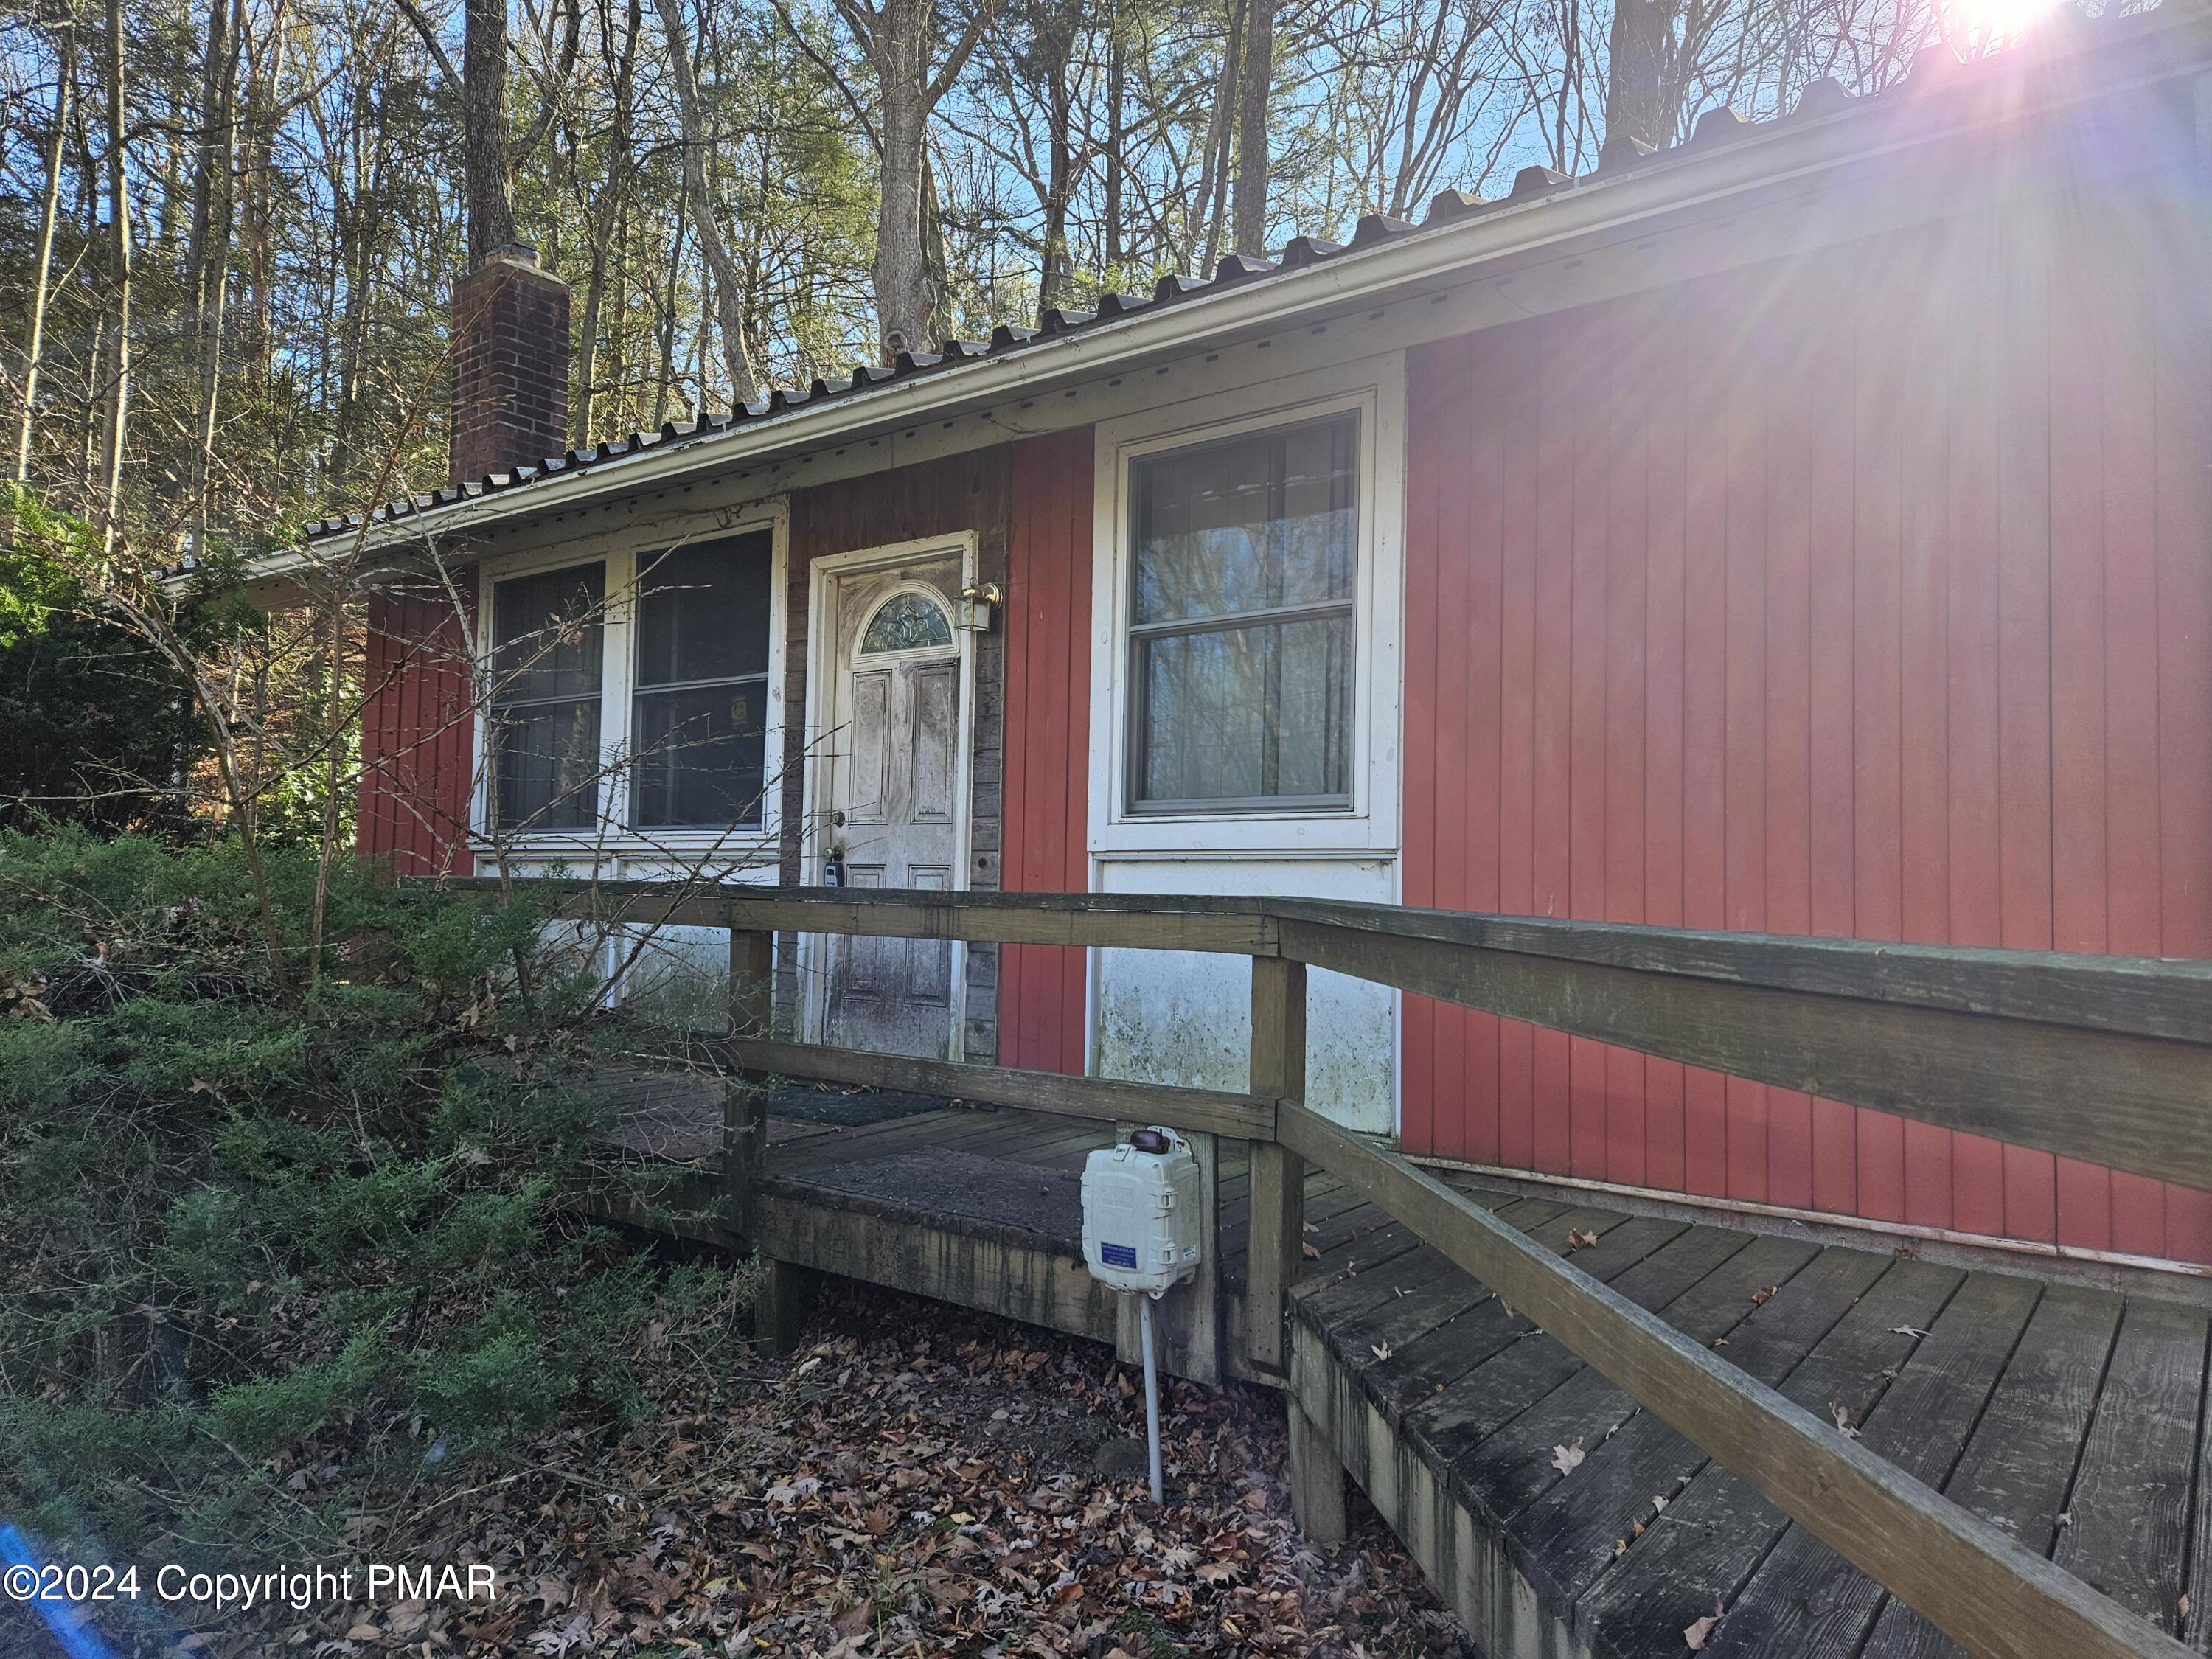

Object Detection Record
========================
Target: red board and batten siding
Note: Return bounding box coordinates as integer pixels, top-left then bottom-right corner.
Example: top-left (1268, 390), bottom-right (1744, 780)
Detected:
top-left (1400, 199), bottom-right (2212, 1265)
top-left (998, 428), bottom-right (1096, 1074)
top-left (358, 588), bottom-right (476, 877)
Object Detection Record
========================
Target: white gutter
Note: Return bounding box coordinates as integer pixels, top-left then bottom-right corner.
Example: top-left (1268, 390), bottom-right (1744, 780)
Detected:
top-left (271, 10), bottom-right (2202, 574)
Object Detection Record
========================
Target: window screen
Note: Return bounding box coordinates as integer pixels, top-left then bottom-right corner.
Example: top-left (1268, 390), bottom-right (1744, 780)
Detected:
top-left (1128, 414), bottom-right (1357, 808)
top-left (630, 530), bottom-right (773, 827)
top-left (489, 563), bottom-right (607, 832)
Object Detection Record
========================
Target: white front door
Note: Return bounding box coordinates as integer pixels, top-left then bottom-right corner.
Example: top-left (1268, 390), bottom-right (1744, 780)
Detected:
top-left (820, 549), bottom-right (968, 1058)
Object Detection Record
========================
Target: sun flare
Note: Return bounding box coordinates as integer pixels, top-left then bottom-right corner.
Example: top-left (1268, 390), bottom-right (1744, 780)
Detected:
top-left (1945, 0), bottom-right (2069, 49)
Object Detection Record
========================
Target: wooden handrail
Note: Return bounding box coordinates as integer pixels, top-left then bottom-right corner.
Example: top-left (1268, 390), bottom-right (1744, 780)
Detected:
top-left (728, 1037), bottom-right (1276, 1140)
top-left (449, 877), bottom-right (2212, 1194)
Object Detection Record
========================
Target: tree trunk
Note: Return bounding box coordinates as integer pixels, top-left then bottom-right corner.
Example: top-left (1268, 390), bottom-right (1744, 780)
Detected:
top-left (1102, 15), bottom-right (1124, 275)
top-left (651, 203), bottom-right (686, 426)
top-left (238, 15), bottom-right (287, 383)
top-left (13, 27), bottom-right (71, 484)
top-left (1035, 24), bottom-right (1074, 319)
top-left (651, 0), bottom-right (760, 403)
top-left (99, 0), bottom-right (131, 554)
top-left (1604, 0), bottom-right (1682, 151)
top-left (186, 0), bottom-right (240, 543)
top-left (1231, 0), bottom-right (1272, 257)
top-left (463, 0), bottom-right (516, 263)
top-left (872, 0), bottom-right (934, 358)
top-left (1193, 0), bottom-right (1240, 276)
top-left (572, 0), bottom-right (641, 444)
top-left (921, 150), bottom-right (950, 330)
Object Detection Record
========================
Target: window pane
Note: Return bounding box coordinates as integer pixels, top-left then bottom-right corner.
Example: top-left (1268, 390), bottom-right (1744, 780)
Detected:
top-left (1132, 414), bottom-right (1357, 626)
top-left (632, 681), bottom-right (768, 828)
top-left (492, 564), bottom-right (605, 703)
top-left (634, 531), bottom-right (773, 687)
top-left (1138, 615), bottom-right (1351, 804)
top-left (859, 591), bottom-right (953, 653)
top-left (492, 698), bottom-right (602, 831)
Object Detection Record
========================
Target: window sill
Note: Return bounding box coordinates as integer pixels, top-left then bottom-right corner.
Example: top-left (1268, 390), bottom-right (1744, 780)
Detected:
top-left (469, 830), bottom-right (779, 860)
top-left (1091, 809), bottom-right (1394, 860)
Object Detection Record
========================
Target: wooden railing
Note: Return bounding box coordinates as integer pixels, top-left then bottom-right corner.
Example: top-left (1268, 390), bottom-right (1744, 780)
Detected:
top-left (462, 877), bottom-right (2212, 1659)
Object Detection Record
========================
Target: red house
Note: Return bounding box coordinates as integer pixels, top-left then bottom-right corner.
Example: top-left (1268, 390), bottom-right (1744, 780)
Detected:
top-left (278, 7), bottom-right (2212, 1270)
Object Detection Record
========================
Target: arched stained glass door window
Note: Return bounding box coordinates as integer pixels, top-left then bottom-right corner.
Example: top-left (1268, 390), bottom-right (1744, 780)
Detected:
top-left (859, 590), bottom-right (953, 654)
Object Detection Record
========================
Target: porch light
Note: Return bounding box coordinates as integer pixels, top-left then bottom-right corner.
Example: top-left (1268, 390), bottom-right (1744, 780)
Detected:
top-left (957, 581), bottom-right (1002, 632)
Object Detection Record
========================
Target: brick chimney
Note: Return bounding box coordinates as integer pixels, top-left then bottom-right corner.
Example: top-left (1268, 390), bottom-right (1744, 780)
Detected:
top-left (449, 243), bottom-right (570, 488)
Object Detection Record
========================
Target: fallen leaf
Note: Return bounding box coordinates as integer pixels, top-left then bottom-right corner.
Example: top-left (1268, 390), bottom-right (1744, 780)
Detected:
top-left (2056, 1510), bottom-right (2073, 1528)
top-left (1685, 1591), bottom-right (1726, 1650)
top-left (1750, 1286), bottom-right (1778, 1306)
top-left (1568, 1229), bottom-right (1601, 1251)
top-left (1651, 1495), bottom-right (1669, 1514)
top-left (1613, 1537), bottom-right (1627, 1557)
top-left (1551, 1439), bottom-right (1585, 1477)
top-left (1831, 1403), bottom-right (1858, 1439)
top-left (1301, 1242), bottom-right (1321, 1260)
top-left (1888, 1324), bottom-right (1928, 1338)
top-left (1371, 1340), bottom-right (1393, 1361)
top-left (2182, 1593), bottom-right (2191, 1619)
top-left (831, 1599), bottom-right (874, 1638)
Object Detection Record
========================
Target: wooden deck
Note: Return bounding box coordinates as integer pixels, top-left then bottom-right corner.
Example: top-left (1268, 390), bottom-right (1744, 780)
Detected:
top-left (601, 1070), bottom-right (2212, 1659)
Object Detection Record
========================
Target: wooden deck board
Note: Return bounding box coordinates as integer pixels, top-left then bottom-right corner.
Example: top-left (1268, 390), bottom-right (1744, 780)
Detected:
top-left (594, 1068), bottom-right (2212, 1659)
top-left (1860, 1284), bottom-right (2126, 1659)
top-left (1576, 1257), bottom-right (1968, 1657)
top-left (1688, 1268), bottom-right (2042, 1658)
top-left (2048, 1299), bottom-right (2207, 1628)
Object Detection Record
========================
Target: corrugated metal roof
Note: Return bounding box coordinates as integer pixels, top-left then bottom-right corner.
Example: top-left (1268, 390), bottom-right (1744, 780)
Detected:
top-left (300, 4), bottom-right (2195, 546)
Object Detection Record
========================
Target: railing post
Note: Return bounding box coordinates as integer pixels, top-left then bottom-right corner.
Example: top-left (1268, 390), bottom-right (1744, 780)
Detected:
top-left (724, 924), bottom-right (773, 1242)
top-left (1247, 956), bottom-right (1307, 1380)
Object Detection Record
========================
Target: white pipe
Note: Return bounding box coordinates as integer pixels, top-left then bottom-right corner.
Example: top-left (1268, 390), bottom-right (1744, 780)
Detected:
top-left (1138, 1293), bottom-right (1163, 1505)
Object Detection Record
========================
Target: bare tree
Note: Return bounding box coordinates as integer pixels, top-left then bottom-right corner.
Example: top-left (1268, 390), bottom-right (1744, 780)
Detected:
top-left (813, 0), bottom-right (999, 356)
top-left (1231, 0), bottom-right (1271, 255)
top-left (653, 0), bottom-right (764, 403)
top-left (97, 0), bottom-right (130, 553)
top-left (13, 21), bottom-right (72, 484)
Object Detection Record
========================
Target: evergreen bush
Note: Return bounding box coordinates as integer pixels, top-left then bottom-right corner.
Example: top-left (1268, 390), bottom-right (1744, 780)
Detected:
top-left (0, 827), bottom-right (748, 1569)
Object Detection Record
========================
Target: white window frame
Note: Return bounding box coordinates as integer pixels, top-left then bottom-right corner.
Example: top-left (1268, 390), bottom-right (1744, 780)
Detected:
top-left (1088, 354), bottom-right (1407, 857)
top-left (469, 500), bottom-right (790, 870)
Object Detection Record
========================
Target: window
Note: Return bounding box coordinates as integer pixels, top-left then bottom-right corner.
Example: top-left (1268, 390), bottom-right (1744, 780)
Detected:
top-left (490, 563), bottom-right (606, 832)
top-left (1128, 413), bottom-right (1357, 810)
top-left (859, 591), bottom-right (953, 654)
top-left (630, 531), bottom-right (773, 827)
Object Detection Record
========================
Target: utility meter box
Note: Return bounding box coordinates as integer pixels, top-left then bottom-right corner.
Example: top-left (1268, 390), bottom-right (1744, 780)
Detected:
top-left (1081, 1127), bottom-right (1203, 1295)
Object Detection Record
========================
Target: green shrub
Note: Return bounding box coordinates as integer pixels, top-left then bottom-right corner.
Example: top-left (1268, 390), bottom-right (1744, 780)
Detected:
top-left (0, 1017), bottom-right (90, 1111)
top-left (209, 1324), bottom-right (388, 1454)
top-left (411, 1314), bottom-right (569, 1437)
top-left (0, 827), bottom-right (748, 1564)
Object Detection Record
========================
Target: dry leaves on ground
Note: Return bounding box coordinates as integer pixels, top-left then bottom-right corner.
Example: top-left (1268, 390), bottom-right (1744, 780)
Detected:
top-left (192, 1282), bottom-right (1472, 1658)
